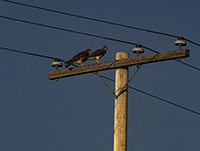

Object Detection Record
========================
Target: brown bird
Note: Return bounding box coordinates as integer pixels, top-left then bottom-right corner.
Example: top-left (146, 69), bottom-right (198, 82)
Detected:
top-left (84, 46), bottom-right (108, 63)
top-left (65, 49), bottom-right (91, 68)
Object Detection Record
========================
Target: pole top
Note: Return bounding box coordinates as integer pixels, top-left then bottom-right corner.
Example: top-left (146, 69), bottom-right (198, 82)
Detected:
top-left (116, 52), bottom-right (129, 60)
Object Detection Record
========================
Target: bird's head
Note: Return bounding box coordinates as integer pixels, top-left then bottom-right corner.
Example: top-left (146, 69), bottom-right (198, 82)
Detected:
top-left (102, 46), bottom-right (108, 50)
top-left (84, 49), bottom-right (92, 53)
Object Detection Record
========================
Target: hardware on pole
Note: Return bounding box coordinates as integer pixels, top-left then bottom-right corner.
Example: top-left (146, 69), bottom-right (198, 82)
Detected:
top-left (48, 49), bottom-right (189, 80)
top-left (175, 37), bottom-right (186, 49)
top-left (132, 44), bottom-right (144, 56)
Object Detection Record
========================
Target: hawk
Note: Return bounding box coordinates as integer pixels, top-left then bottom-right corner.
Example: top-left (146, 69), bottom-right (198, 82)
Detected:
top-left (65, 49), bottom-right (92, 68)
top-left (84, 46), bottom-right (108, 63)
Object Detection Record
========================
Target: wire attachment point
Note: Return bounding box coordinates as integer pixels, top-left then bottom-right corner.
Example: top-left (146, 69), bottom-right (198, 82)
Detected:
top-left (132, 45), bottom-right (144, 56)
top-left (175, 37), bottom-right (186, 49)
top-left (51, 59), bottom-right (63, 71)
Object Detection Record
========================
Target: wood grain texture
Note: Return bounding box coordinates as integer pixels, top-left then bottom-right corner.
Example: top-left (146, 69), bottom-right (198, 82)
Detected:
top-left (114, 52), bottom-right (129, 151)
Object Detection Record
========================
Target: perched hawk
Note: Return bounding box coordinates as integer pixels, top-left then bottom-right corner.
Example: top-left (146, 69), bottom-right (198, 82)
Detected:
top-left (84, 46), bottom-right (108, 63)
top-left (65, 49), bottom-right (91, 68)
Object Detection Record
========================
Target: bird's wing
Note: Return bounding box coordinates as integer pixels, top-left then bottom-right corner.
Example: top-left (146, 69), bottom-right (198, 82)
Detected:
top-left (88, 49), bottom-right (105, 57)
top-left (68, 51), bottom-right (87, 63)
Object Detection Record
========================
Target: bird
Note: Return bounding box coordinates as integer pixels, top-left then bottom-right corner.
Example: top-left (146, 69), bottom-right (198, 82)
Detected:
top-left (84, 46), bottom-right (108, 63)
top-left (65, 49), bottom-right (92, 68)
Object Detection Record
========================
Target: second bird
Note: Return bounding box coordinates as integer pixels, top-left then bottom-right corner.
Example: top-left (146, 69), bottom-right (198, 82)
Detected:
top-left (85, 46), bottom-right (108, 63)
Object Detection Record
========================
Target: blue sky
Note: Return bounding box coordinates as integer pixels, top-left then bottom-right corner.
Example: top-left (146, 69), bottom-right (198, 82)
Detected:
top-left (0, 0), bottom-right (200, 150)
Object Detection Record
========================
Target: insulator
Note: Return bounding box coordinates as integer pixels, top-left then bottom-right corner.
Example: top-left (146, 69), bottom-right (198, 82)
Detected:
top-left (132, 45), bottom-right (144, 56)
top-left (175, 37), bottom-right (186, 49)
top-left (51, 61), bottom-right (63, 70)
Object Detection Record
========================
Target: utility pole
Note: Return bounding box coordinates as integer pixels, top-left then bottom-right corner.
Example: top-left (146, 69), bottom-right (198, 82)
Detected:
top-left (114, 52), bottom-right (129, 151)
top-left (48, 49), bottom-right (189, 151)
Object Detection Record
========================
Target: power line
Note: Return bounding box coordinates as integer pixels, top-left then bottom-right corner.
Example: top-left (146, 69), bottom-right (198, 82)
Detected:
top-left (1, 14), bottom-right (200, 73)
top-left (1, 4), bottom-right (199, 72)
top-left (1, 43), bottom-right (200, 74)
top-left (128, 85), bottom-right (200, 116)
top-left (1, 44), bottom-right (199, 73)
top-left (2, 0), bottom-right (200, 47)
top-left (1, 14), bottom-right (199, 72)
top-left (1, 0), bottom-right (178, 38)
top-left (1, 44), bottom-right (200, 115)
top-left (184, 38), bottom-right (200, 47)
top-left (1, 3), bottom-right (200, 100)
top-left (0, 15), bottom-right (159, 53)
top-left (100, 74), bottom-right (200, 116)
top-left (175, 59), bottom-right (200, 71)
top-left (0, 46), bottom-right (67, 63)
top-left (1, 1), bottom-right (199, 116)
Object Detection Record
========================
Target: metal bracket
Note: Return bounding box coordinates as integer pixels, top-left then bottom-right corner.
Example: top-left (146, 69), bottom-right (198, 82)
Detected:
top-left (95, 64), bottom-right (142, 98)
top-left (115, 64), bottom-right (142, 98)
top-left (95, 72), bottom-right (117, 98)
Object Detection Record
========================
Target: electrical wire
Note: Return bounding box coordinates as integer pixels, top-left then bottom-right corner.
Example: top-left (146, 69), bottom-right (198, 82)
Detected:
top-left (0, 1), bottom-right (200, 117)
top-left (1, 0), bottom-right (176, 38)
top-left (2, 4), bottom-right (200, 71)
top-left (1, 13), bottom-right (199, 72)
top-left (1, 44), bottom-right (199, 73)
top-left (2, 0), bottom-right (200, 47)
top-left (1, 15), bottom-right (200, 73)
top-left (0, 14), bottom-right (199, 72)
top-left (184, 38), bottom-right (200, 47)
top-left (0, 46), bottom-right (67, 63)
top-left (128, 85), bottom-right (200, 116)
top-left (174, 59), bottom-right (200, 71)
top-left (99, 74), bottom-right (200, 116)
top-left (0, 44), bottom-right (200, 116)
top-left (0, 15), bottom-right (159, 53)
top-left (0, 2), bottom-right (200, 114)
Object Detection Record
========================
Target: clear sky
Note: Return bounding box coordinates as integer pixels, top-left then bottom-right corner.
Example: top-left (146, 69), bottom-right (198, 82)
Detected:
top-left (0, 0), bottom-right (200, 150)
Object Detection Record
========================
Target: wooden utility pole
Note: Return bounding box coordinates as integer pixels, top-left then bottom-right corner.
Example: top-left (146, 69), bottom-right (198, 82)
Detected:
top-left (48, 49), bottom-right (190, 151)
top-left (114, 52), bottom-right (129, 151)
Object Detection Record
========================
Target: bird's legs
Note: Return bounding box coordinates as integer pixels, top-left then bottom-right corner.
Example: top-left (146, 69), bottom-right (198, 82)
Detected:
top-left (95, 56), bottom-right (101, 64)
